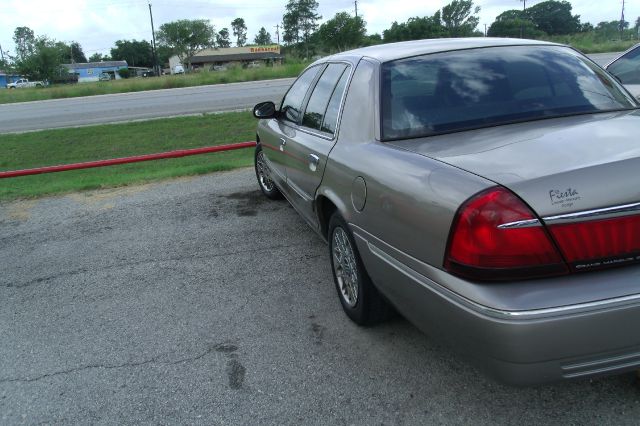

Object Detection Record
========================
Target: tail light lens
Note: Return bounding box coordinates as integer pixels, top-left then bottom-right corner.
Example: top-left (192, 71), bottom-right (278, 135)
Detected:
top-left (548, 215), bottom-right (640, 269)
top-left (445, 187), bottom-right (568, 281)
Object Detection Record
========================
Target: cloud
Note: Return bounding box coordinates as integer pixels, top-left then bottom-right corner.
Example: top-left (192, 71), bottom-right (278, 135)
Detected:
top-left (1, 0), bottom-right (637, 57)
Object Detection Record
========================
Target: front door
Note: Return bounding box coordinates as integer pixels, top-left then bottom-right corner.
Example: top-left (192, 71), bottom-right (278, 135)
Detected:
top-left (259, 65), bottom-right (323, 188)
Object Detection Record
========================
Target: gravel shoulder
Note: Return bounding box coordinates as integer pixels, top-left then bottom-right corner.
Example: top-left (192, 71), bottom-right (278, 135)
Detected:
top-left (1, 168), bottom-right (639, 425)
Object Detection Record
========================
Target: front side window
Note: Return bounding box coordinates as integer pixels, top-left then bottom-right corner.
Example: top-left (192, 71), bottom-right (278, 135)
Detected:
top-left (281, 65), bottom-right (321, 124)
top-left (381, 46), bottom-right (638, 140)
top-left (607, 45), bottom-right (640, 85)
top-left (302, 63), bottom-right (349, 132)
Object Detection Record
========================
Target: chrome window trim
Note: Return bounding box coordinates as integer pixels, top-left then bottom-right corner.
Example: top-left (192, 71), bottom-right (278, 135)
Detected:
top-left (543, 201), bottom-right (640, 224)
top-left (497, 219), bottom-right (541, 229)
top-left (296, 61), bottom-right (354, 142)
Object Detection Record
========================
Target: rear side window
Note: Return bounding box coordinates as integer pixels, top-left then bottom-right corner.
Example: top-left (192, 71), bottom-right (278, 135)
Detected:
top-left (381, 45), bottom-right (638, 140)
top-left (281, 65), bottom-right (321, 123)
top-left (321, 69), bottom-right (350, 135)
top-left (302, 63), bottom-right (349, 133)
top-left (607, 46), bottom-right (640, 85)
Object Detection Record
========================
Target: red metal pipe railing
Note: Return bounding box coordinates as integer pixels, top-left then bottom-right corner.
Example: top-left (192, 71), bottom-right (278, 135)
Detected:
top-left (0, 141), bottom-right (256, 179)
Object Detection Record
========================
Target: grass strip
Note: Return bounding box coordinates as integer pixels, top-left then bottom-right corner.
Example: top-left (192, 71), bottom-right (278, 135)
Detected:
top-left (540, 35), bottom-right (637, 54)
top-left (0, 111), bottom-right (257, 200)
top-left (0, 62), bottom-right (308, 105)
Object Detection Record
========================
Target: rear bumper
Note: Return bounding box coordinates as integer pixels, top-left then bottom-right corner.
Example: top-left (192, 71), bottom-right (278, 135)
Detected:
top-left (354, 231), bottom-right (640, 385)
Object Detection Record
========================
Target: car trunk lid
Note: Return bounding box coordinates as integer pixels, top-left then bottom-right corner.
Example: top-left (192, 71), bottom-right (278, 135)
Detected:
top-left (389, 111), bottom-right (640, 272)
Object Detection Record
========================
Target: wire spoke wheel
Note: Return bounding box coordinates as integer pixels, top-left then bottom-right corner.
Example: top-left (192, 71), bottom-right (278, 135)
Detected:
top-left (332, 226), bottom-right (359, 308)
top-left (256, 150), bottom-right (275, 193)
top-left (254, 146), bottom-right (281, 199)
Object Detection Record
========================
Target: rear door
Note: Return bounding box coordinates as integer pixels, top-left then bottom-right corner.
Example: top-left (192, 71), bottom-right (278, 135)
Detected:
top-left (284, 63), bottom-right (352, 225)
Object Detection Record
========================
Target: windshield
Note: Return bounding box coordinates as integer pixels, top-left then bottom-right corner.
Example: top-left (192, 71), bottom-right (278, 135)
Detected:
top-left (381, 45), bottom-right (638, 140)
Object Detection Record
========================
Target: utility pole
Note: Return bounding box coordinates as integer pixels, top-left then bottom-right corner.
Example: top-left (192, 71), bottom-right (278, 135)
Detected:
top-left (520, 0), bottom-right (527, 38)
top-left (484, 24), bottom-right (487, 37)
top-left (354, 0), bottom-right (358, 17)
top-left (275, 24), bottom-right (280, 45)
top-left (0, 43), bottom-right (5, 63)
top-left (148, 1), bottom-right (159, 76)
top-left (620, 0), bottom-right (626, 40)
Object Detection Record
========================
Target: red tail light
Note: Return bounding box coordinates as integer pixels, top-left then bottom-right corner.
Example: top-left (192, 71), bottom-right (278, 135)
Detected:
top-left (445, 187), bottom-right (568, 281)
top-left (548, 215), bottom-right (640, 270)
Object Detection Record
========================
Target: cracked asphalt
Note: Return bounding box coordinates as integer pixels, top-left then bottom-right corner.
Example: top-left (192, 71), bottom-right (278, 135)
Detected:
top-left (1, 168), bottom-right (640, 425)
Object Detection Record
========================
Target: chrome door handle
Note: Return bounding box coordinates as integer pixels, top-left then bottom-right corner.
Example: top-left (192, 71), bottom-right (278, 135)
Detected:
top-left (309, 154), bottom-right (320, 172)
top-left (279, 138), bottom-right (286, 151)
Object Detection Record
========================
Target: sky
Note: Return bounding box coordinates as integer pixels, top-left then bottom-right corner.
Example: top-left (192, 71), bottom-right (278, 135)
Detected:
top-left (0, 0), bottom-right (637, 58)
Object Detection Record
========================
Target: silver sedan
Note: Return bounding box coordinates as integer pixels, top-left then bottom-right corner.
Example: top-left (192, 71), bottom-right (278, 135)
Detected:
top-left (251, 38), bottom-right (640, 385)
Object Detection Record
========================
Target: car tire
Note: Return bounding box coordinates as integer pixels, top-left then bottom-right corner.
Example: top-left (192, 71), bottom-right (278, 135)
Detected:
top-left (328, 213), bottom-right (393, 326)
top-left (254, 145), bottom-right (282, 200)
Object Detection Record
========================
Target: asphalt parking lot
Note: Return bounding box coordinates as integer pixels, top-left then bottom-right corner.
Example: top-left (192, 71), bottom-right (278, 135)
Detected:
top-left (1, 168), bottom-right (640, 425)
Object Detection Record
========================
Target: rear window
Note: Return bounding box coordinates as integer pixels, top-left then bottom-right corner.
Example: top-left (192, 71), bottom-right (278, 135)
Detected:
top-left (381, 45), bottom-right (638, 140)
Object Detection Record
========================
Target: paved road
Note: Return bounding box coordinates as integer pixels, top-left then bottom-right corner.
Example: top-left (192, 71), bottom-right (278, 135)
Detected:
top-left (0, 78), bottom-right (295, 134)
top-left (2, 168), bottom-right (640, 424)
top-left (589, 51), bottom-right (621, 66)
top-left (0, 52), bottom-right (623, 135)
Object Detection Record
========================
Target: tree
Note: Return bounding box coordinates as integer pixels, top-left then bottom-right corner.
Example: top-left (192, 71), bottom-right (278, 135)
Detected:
top-left (283, 6), bottom-right (300, 44)
top-left (217, 28), bottom-right (232, 48)
top-left (254, 27), bottom-right (272, 45)
top-left (488, 9), bottom-right (545, 38)
top-left (525, 0), bottom-right (580, 35)
top-left (157, 19), bottom-right (215, 70)
top-left (0, 57), bottom-right (11, 71)
top-left (231, 18), bottom-right (247, 47)
top-left (110, 40), bottom-right (153, 67)
top-left (317, 12), bottom-right (366, 52)
top-left (71, 42), bottom-right (87, 63)
top-left (13, 26), bottom-right (35, 61)
top-left (580, 22), bottom-right (594, 33)
top-left (14, 36), bottom-right (66, 81)
top-left (383, 13), bottom-right (447, 42)
top-left (282, 0), bottom-right (321, 56)
top-left (596, 21), bottom-right (626, 40)
top-left (89, 53), bottom-right (109, 62)
top-left (488, 17), bottom-right (544, 38)
top-left (363, 33), bottom-right (383, 46)
top-left (58, 41), bottom-right (87, 63)
top-left (11, 27), bottom-right (69, 80)
top-left (441, 0), bottom-right (480, 37)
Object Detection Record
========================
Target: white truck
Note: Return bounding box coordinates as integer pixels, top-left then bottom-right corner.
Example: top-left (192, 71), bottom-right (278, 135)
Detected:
top-left (6, 78), bottom-right (46, 89)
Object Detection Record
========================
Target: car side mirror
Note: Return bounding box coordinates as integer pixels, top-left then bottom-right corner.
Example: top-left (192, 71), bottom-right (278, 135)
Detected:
top-left (253, 101), bottom-right (277, 119)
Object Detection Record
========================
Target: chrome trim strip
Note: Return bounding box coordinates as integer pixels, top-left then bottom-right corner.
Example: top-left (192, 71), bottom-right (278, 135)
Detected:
top-left (497, 219), bottom-right (541, 229)
top-left (355, 228), bottom-right (640, 320)
top-left (543, 201), bottom-right (640, 224)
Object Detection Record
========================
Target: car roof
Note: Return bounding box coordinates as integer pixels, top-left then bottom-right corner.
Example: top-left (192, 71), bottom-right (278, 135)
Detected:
top-left (321, 37), bottom-right (563, 64)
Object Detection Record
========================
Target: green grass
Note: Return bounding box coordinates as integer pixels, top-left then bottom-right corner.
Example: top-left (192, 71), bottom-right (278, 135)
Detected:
top-left (0, 61), bottom-right (309, 105)
top-left (539, 34), bottom-right (638, 54)
top-left (0, 112), bottom-right (257, 200)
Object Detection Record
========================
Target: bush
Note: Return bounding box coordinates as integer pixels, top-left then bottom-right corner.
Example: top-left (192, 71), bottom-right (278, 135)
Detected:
top-left (117, 68), bottom-right (130, 79)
